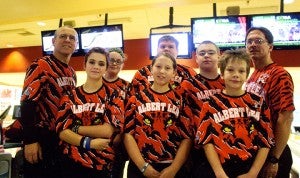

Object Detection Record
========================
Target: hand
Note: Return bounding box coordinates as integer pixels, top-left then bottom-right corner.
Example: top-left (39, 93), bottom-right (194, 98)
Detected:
top-left (111, 133), bottom-right (121, 146)
top-left (237, 172), bottom-right (257, 178)
top-left (144, 164), bottom-right (160, 178)
top-left (260, 162), bottom-right (278, 178)
top-left (159, 166), bottom-right (176, 178)
top-left (24, 142), bottom-right (42, 164)
top-left (90, 138), bottom-right (110, 151)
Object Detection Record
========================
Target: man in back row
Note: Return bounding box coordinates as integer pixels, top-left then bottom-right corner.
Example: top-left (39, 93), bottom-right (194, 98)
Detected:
top-left (128, 35), bottom-right (197, 95)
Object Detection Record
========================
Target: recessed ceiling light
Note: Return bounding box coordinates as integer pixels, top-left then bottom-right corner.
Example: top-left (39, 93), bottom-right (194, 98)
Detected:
top-left (37, 22), bottom-right (46, 26)
top-left (6, 44), bottom-right (14, 47)
top-left (284, 0), bottom-right (294, 4)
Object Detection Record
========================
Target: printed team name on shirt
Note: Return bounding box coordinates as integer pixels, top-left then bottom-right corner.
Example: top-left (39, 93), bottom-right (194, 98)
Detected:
top-left (57, 77), bottom-right (76, 87)
top-left (197, 89), bottom-right (222, 100)
top-left (71, 103), bottom-right (105, 114)
top-left (213, 107), bottom-right (260, 123)
top-left (138, 102), bottom-right (179, 117)
top-left (246, 82), bottom-right (266, 98)
top-left (246, 73), bottom-right (270, 98)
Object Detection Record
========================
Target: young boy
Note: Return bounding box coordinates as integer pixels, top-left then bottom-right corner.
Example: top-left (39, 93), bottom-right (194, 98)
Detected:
top-left (195, 49), bottom-right (274, 178)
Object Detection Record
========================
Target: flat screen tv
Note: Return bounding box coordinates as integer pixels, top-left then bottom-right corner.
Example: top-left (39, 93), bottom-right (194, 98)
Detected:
top-left (41, 29), bottom-right (80, 56)
top-left (191, 16), bottom-right (248, 50)
top-left (250, 12), bottom-right (300, 49)
top-left (150, 32), bottom-right (192, 59)
top-left (80, 24), bottom-right (124, 54)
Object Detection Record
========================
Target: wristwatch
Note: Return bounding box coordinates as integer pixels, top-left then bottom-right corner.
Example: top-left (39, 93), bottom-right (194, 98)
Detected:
top-left (268, 155), bottom-right (279, 164)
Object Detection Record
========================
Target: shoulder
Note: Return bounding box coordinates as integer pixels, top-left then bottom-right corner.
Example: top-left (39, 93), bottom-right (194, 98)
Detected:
top-left (177, 64), bottom-right (196, 74)
top-left (267, 63), bottom-right (291, 77)
top-left (119, 77), bottom-right (130, 85)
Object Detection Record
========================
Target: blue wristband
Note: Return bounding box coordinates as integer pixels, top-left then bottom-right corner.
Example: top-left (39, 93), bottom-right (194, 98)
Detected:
top-left (83, 137), bottom-right (91, 150)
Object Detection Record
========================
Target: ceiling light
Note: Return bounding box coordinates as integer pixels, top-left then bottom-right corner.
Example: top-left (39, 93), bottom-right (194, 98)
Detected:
top-left (284, 0), bottom-right (294, 4)
top-left (37, 22), bottom-right (46, 26)
top-left (6, 44), bottom-right (14, 48)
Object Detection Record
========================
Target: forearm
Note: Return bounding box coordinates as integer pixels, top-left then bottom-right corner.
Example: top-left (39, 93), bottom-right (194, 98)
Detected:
top-left (169, 139), bottom-right (192, 173)
top-left (124, 133), bottom-right (146, 169)
top-left (271, 111), bottom-right (293, 158)
top-left (78, 123), bottom-right (116, 138)
top-left (204, 143), bottom-right (228, 178)
top-left (59, 129), bottom-right (82, 146)
top-left (248, 147), bottom-right (269, 176)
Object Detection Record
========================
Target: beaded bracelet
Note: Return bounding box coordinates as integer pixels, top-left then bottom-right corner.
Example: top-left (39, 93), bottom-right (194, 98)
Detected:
top-left (140, 162), bottom-right (149, 174)
top-left (71, 125), bottom-right (80, 133)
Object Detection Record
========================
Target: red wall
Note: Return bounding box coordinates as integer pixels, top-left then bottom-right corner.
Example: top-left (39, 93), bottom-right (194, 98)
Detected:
top-left (0, 38), bottom-right (299, 73)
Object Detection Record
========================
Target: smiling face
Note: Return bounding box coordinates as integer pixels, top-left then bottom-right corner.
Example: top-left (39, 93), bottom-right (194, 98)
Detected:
top-left (85, 52), bottom-right (107, 80)
top-left (52, 26), bottom-right (78, 57)
top-left (107, 51), bottom-right (124, 77)
top-left (151, 54), bottom-right (176, 91)
top-left (222, 58), bottom-right (248, 93)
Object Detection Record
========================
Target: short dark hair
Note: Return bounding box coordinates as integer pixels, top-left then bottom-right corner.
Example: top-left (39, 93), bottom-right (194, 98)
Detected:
top-left (152, 52), bottom-right (177, 70)
top-left (197, 40), bottom-right (220, 54)
top-left (245, 26), bottom-right (274, 44)
top-left (219, 48), bottom-right (251, 78)
top-left (157, 35), bottom-right (179, 49)
top-left (84, 47), bottom-right (109, 68)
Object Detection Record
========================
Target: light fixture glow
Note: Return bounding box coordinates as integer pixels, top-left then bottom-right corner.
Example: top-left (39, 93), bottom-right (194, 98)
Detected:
top-left (284, 0), bottom-right (294, 4)
top-left (37, 22), bottom-right (46, 26)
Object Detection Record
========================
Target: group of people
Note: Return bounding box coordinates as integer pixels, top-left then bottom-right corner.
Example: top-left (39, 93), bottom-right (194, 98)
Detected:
top-left (17, 25), bottom-right (294, 178)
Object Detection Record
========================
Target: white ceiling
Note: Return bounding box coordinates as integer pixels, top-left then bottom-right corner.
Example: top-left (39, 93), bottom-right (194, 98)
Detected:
top-left (0, 0), bottom-right (299, 48)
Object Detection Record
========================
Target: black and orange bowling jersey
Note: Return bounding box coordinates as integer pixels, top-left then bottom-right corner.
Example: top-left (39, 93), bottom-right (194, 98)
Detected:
top-left (194, 74), bottom-right (225, 97)
top-left (21, 55), bottom-right (76, 142)
top-left (103, 77), bottom-right (129, 100)
top-left (245, 63), bottom-right (295, 125)
top-left (196, 92), bottom-right (274, 164)
top-left (124, 87), bottom-right (192, 163)
top-left (180, 74), bottom-right (225, 137)
top-left (128, 64), bottom-right (196, 96)
top-left (56, 84), bottom-right (124, 170)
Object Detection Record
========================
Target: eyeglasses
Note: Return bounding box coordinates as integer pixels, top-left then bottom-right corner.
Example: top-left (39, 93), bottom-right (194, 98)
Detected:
top-left (197, 50), bottom-right (217, 56)
top-left (109, 58), bottom-right (124, 65)
top-left (57, 34), bottom-right (77, 42)
top-left (246, 38), bottom-right (266, 45)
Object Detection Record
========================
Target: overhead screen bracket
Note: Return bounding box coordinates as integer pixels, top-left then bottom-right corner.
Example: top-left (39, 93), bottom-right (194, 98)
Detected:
top-left (150, 7), bottom-right (190, 34)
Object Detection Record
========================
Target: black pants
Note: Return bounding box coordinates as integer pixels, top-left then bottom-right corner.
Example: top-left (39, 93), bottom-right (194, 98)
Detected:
top-left (276, 145), bottom-right (293, 178)
top-left (23, 142), bottom-right (62, 178)
top-left (60, 154), bottom-right (110, 178)
top-left (111, 142), bottom-right (128, 178)
top-left (127, 160), bottom-right (189, 178)
top-left (191, 151), bottom-right (253, 178)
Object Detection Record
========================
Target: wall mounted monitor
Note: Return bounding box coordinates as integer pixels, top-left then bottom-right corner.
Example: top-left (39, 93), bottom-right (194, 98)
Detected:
top-left (191, 16), bottom-right (247, 50)
top-left (80, 24), bottom-right (124, 54)
top-left (41, 29), bottom-right (80, 56)
top-left (250, 12), bottom-right (300, 49)
top-left (150, 32), bottom-right (192, 59)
